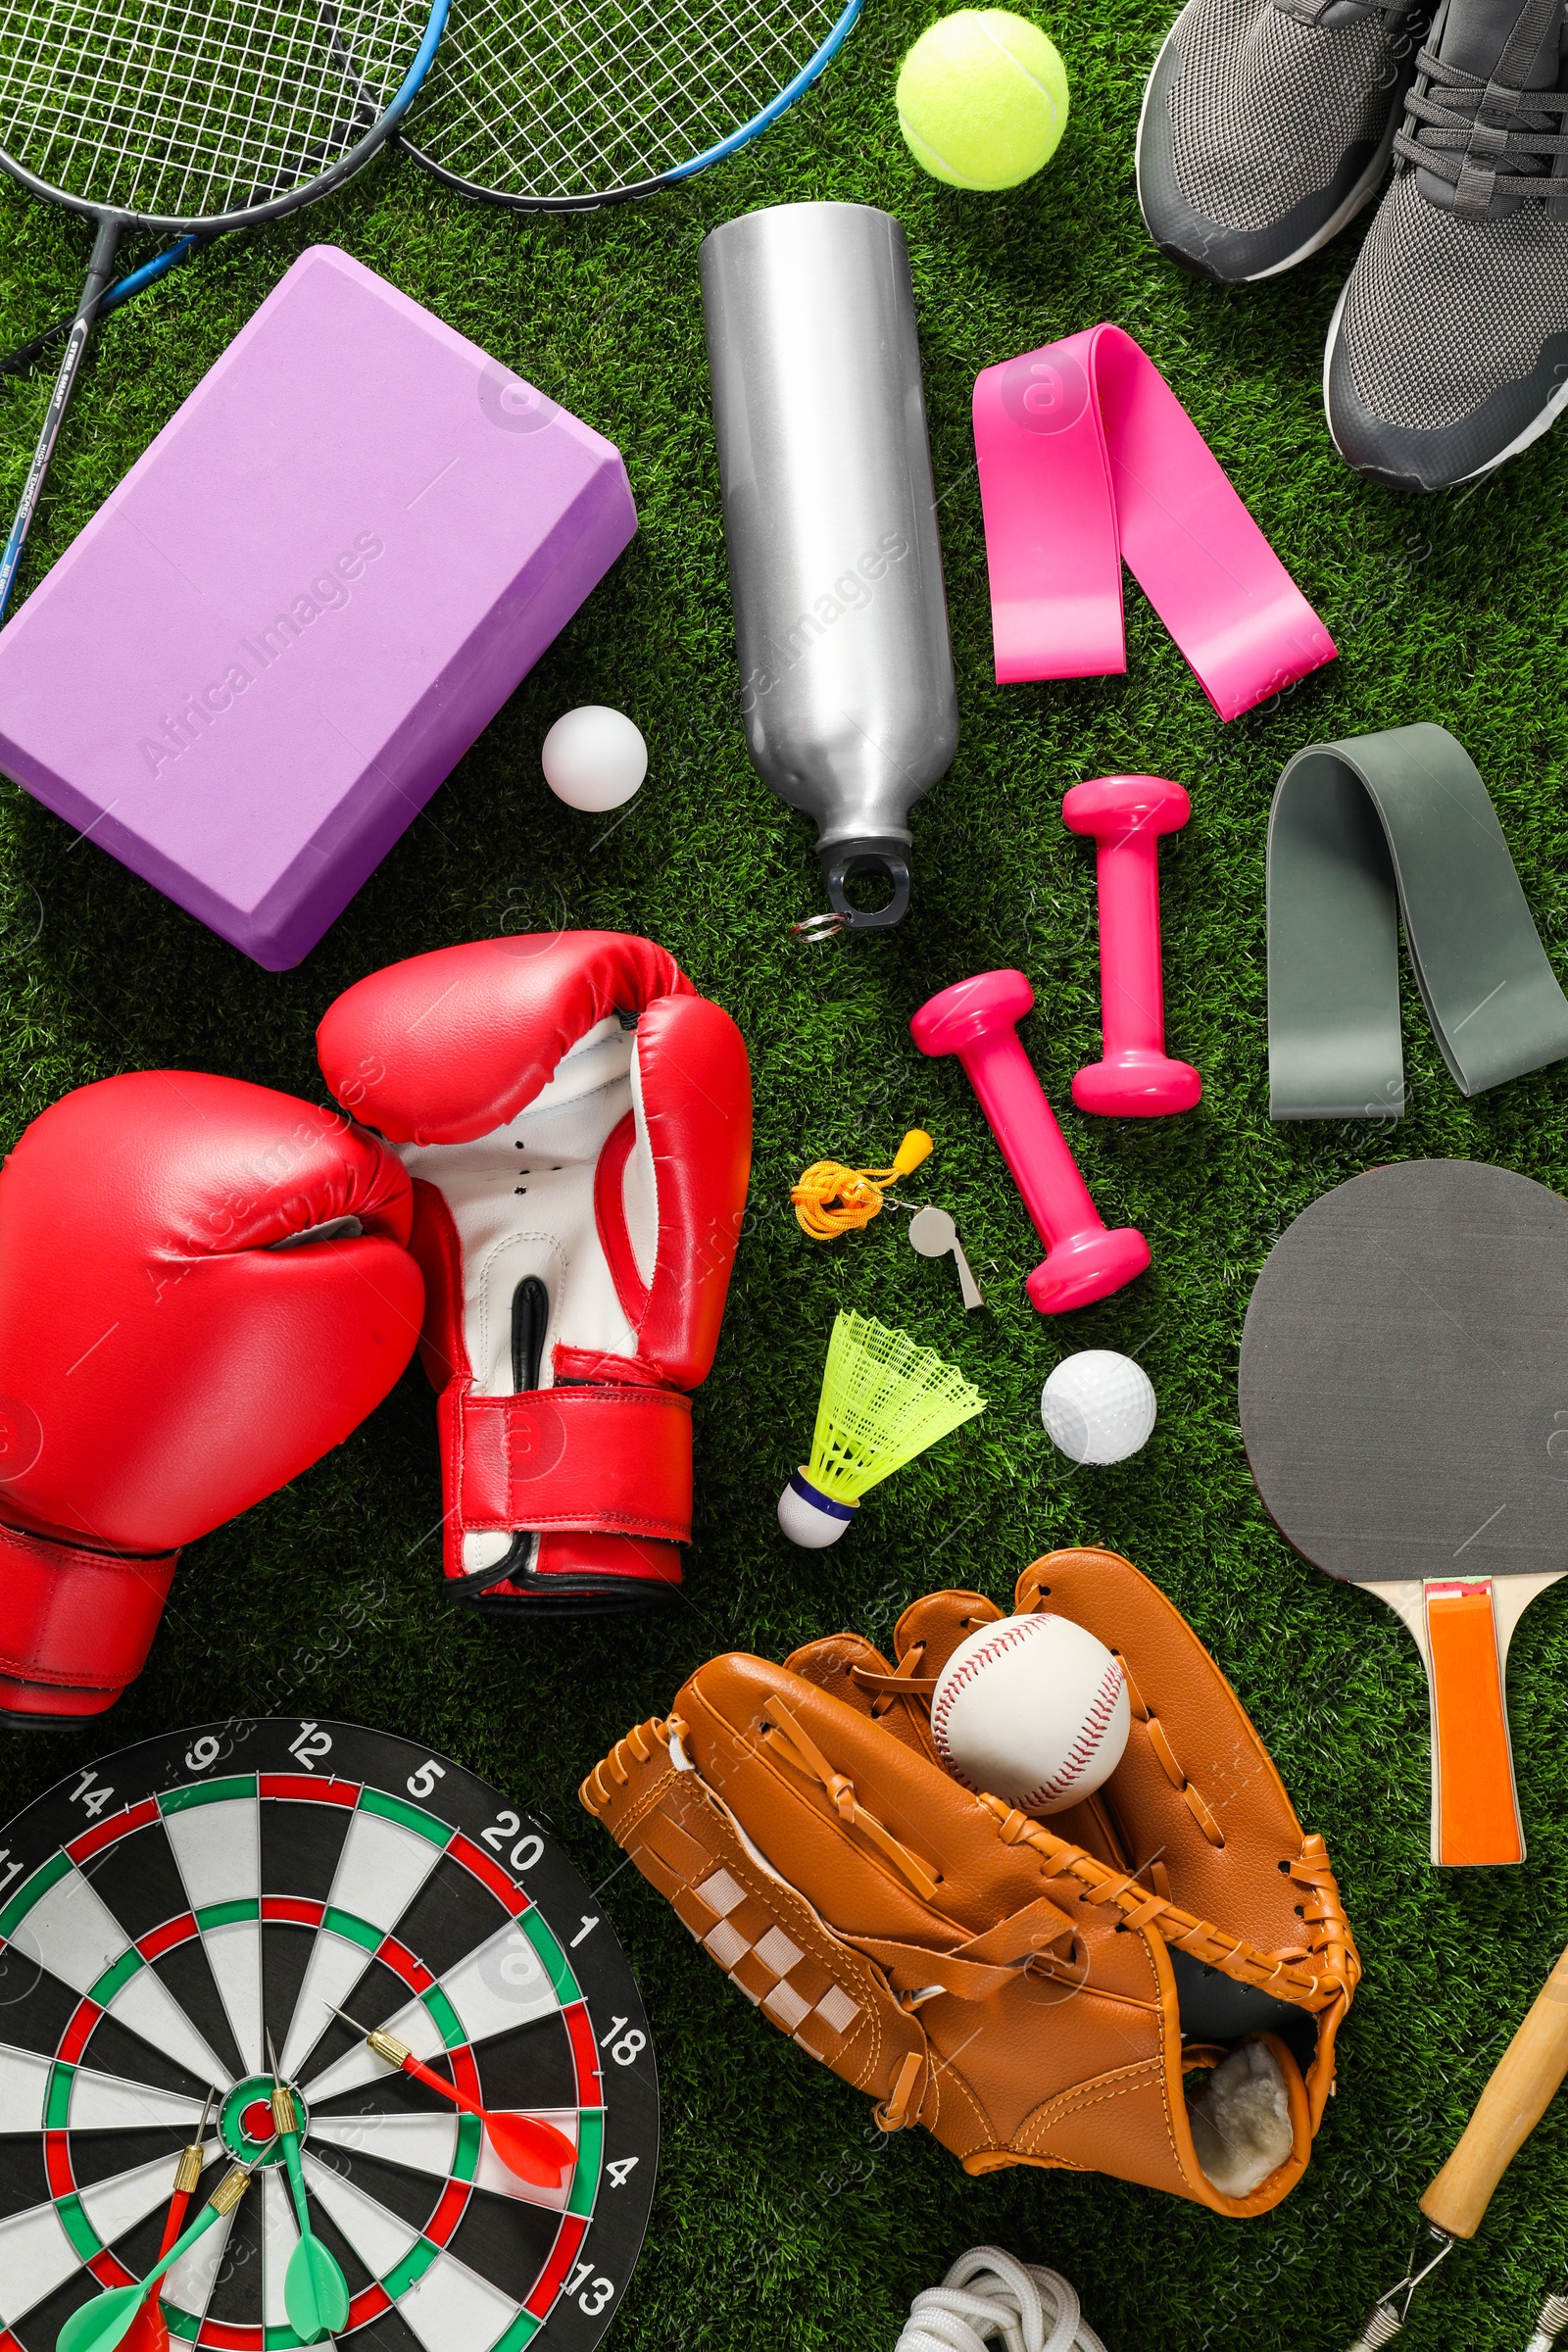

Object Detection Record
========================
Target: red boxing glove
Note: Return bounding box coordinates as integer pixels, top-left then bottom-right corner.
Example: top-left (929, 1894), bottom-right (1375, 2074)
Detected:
top-left (318, 933), bottom-right (753, 1613)
top-left (0, 1072), bottom-right (423, 1725)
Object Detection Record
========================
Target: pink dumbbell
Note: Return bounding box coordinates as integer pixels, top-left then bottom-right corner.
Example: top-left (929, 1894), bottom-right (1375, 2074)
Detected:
top-left (1063, 774), bottom-right (1201, 1117)
top-left (909, 970), bottom-right (1151, 1314)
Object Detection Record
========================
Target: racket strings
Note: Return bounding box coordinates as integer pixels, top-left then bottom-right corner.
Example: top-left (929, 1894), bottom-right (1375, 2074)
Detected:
top-left (407, 0), bottom-right (846, 200)
top-left (0, 0), bottom-right (425, 218)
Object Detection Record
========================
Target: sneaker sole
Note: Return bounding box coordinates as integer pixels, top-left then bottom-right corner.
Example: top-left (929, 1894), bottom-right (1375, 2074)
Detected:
top-left (1322, 270), bottom-right (1568, 486)
top-left (1136, 6), bottom-right (1404, 281)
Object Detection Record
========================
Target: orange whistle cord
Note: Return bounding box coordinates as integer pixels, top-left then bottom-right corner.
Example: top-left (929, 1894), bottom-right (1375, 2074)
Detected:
top-left (792, 1129), bottom-right (934, 1239)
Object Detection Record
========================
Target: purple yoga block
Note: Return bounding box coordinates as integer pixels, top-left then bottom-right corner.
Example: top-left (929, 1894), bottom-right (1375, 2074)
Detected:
top-left (0, 246), bottom-right (638, 968)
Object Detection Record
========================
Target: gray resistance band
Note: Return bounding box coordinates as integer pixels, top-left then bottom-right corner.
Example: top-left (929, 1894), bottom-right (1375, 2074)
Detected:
top-left (1267, 722), bottom-right (1568, 1119)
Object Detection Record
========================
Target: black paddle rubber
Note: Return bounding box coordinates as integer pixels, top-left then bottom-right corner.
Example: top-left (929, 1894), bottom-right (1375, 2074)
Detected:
top-left (1239, 1158), bottom-right (1568, 1867)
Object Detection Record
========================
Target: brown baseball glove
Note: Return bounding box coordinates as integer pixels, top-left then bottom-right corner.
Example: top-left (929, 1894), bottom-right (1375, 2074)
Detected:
top-left (580, 1548), bottom-right (1359, 2216)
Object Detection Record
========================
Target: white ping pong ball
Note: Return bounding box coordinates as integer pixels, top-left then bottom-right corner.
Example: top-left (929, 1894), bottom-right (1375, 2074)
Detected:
top-left (541, 706), bottom-right (648, 812)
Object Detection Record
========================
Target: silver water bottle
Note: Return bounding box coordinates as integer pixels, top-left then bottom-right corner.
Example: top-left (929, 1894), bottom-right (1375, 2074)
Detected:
top-left (701, 201), bottom-right (958, 932)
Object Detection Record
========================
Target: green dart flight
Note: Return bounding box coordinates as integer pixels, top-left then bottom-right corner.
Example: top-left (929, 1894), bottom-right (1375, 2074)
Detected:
top-left (270, 2031), bottom-right (350, 2343)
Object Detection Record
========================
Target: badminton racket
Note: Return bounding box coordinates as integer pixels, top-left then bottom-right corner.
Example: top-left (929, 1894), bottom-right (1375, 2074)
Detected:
top-left (0, 0), bottom-right (451, 621)
top-left (398, 0), bottom-right (863, 211)
top-left (0, 6), bottom-right (402, 387)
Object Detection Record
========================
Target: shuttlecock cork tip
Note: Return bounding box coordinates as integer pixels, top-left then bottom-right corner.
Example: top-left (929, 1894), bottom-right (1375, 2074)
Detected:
top-left (778, 1469), bottom-right (857, 1547)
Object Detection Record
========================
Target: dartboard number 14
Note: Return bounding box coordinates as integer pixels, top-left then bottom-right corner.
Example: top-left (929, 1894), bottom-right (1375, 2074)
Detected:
top-left (0, 1719), bottom-right (659, 2352)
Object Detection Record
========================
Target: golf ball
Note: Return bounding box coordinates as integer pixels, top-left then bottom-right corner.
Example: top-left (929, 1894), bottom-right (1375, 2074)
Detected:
top-left (541, 705), bottom-right (648, 812)
top-left (1041, 1350), bottom-right (1156, 1466)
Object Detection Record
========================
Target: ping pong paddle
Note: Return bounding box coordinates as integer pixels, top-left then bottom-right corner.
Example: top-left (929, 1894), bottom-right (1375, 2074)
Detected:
top-left (1238, 1158), bottom-right (1568, 1869)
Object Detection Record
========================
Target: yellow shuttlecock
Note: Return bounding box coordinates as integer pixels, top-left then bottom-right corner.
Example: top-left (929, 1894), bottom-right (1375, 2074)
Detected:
top-left (791, 1130), bottom-right (934, 1239)
top-left (778, 1309), bottom-right (985, 1547)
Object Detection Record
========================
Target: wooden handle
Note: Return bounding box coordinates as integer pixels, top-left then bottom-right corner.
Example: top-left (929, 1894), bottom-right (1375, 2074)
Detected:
top-left (1421, 1937), bottom-right (1568, 2237)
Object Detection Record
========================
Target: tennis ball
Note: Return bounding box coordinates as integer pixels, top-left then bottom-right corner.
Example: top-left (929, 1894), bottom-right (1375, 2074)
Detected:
top-left (897, 9), bottom-right (1069, 192)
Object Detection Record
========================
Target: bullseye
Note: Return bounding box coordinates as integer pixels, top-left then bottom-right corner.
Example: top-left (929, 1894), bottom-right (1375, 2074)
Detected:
top-left (239, 2099), bottom-right (275, 2144)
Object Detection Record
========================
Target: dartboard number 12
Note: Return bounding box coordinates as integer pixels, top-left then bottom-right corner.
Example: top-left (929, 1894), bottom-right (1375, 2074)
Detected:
top-left (0, 1719), bottom-right (658, 2352)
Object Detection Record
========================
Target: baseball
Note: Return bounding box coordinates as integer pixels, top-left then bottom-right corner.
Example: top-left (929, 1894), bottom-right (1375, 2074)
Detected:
top-left (930, 1613), bottom-right (1130, 1815)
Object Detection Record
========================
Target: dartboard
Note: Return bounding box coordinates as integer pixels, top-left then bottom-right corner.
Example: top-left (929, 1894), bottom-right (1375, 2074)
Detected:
top-left (0, 1720), bottom-right (658, 2352)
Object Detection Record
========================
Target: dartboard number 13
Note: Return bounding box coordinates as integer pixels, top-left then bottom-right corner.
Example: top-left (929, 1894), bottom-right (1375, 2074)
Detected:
top-left (0, 1720), bottom-right (658, 2352)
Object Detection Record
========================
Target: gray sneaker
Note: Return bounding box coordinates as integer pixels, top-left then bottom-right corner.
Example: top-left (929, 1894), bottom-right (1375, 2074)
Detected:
top-left (1137, 0), bottom-right (1428, 282)
top-left (1325, 0), bottom-right (1568, 488)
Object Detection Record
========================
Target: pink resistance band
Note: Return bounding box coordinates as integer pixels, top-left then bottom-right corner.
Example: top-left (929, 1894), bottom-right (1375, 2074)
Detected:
top-left (973, 324), bottom-right (1336, 720)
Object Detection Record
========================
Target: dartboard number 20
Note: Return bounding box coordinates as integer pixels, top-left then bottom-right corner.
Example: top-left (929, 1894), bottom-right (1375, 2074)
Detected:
top-left (0, 1720), bottom-right (658, 2352)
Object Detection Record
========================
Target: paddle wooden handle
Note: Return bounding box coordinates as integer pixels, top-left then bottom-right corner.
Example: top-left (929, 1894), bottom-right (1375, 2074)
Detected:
top-left (1421, 1937), bottom-right (1568, 2237)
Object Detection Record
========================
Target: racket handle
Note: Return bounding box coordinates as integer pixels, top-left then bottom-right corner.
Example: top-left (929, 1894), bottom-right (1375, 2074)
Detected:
top-left (1421, 1937), bottom-right (1568, 2238)
top-left (1422, 1578), bottom-right (1524, 1867)
top-left (0, 216), bottom-right (122, 624)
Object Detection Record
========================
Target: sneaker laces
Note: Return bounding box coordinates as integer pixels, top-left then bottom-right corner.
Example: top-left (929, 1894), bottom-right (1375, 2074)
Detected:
top-left (1270, 0), bottom-right (1424, 31)
top-left (1393, 0), bottom-right (1568, 209)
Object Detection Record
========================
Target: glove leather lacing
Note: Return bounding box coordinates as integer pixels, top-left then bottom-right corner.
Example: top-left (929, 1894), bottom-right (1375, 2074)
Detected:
top-left (756, 1698), bottom-right (1355, 2012)
top-left (760, 1698), bottom-right (943, 1902)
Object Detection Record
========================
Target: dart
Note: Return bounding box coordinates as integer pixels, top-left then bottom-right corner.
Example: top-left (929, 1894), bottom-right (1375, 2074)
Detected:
top-left (56, 2158), bottom-right (259, 2352)
top-left (268, 2032), bottom-right (350, 2343)
top-left (158, 2089), bottom-right (217, 2257)
top-left (113, 2089), bottom-right (219, 2352)
top-left (324, 2003), bottom-right (577, 2189)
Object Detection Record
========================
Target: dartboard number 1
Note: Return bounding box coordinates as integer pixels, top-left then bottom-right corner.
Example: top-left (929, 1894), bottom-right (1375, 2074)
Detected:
top-left (564, 2262), bottom-right (616, 2317)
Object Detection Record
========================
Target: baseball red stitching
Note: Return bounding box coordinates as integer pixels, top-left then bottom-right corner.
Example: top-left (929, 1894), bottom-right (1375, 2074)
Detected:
top-left (931, 1618), bottom-right (1124, 1810)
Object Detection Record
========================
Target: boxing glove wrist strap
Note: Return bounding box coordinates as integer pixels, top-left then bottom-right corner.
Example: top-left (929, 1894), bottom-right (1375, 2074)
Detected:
top-left (453, 1382), bottom-right (695, 1543)
top-left (0, 1522), bottom-right (178, 1691)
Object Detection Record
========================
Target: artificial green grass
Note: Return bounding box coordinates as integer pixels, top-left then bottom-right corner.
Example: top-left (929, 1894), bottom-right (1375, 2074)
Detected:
top-left (3, 7), bottom-right (1568, 2347)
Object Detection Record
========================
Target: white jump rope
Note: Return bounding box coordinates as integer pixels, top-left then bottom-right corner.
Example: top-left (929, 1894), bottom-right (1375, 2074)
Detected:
top-left (896, 2246), bottom-right (1108, 2352)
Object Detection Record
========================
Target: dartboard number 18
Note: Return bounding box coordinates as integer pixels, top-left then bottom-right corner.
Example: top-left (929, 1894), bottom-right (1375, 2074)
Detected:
top-left (0, 1721), bottom-right (658, 2352)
